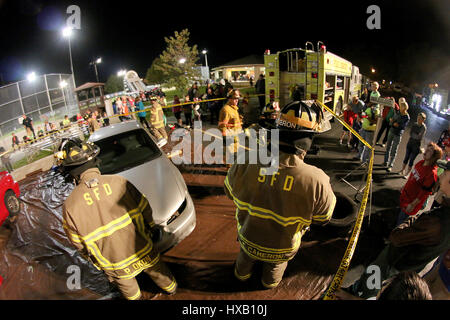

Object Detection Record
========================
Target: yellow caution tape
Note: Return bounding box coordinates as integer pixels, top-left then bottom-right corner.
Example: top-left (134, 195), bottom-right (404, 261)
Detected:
top-left (317, 98), bottom-right (374, 300)
top-left (323, 148), bottom-right (373, 300)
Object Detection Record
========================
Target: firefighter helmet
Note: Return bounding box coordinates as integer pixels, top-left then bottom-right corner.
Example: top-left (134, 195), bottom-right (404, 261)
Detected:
top-left (276, 100), bottom-right (326, 133)
top-left (274, 100), bottom-right (331, 153)
top-left (55, 138), bottom-right (100, 167)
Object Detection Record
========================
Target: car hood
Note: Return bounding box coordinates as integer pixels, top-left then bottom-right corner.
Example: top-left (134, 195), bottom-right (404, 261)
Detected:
top-left (115, 156), bottom-right (186, 225)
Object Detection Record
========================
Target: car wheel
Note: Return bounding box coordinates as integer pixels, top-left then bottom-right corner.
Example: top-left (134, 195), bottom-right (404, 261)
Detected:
top-left (4, 190), bottom-right (20, 215)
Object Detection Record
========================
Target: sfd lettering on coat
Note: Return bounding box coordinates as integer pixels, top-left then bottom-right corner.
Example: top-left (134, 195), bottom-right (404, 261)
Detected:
top-left (84, 183), bottom-right (113, 205)
top-left (258, 168), bottom-right (294, 191)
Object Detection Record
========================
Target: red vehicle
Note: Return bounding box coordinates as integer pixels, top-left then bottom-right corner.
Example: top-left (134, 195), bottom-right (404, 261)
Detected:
top-left (0, 171), bottom-right (20, 227)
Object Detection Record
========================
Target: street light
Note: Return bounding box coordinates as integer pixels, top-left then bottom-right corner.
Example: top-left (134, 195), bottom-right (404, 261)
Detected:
top-left (117, 69), bottom-right (127, 77)
top-left (62, 26), bottom-right (76, 87)
top-left (371, 68), bottom-right (376, 73)
top-left (202, 49), bottom-right (208, 68)
top-left (90, 57), bottom-right (102, 82)
top-left (179, 58), bottom-right (186, 64)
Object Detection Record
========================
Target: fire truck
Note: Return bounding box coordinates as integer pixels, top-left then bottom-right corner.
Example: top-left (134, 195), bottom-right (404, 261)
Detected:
top-left (264, 42), bottom-right (364, 118)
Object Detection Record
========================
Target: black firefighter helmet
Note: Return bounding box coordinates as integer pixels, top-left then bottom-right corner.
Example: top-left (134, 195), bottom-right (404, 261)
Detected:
top-left (274, 100), bottom-right (331, 154)
top-left (55, 138), bottom-right (100, 167)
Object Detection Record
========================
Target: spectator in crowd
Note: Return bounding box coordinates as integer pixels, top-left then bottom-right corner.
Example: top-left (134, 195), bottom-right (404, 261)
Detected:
top-left (255, 74), bottom-right (266, 110)
top-left (400, 112), bottom-right (427, 178)
top-left (122, 97), bottom-right (130, 120)
top-left (88, 112), bottom-right (100, 134)
top-left (431, 152), bottom-right (450, 209)
top-left (37, 127), bottom-right (44, 138)
top-left (102, 112), bottom-right (110, 127)
top-left (339, 103), bottom-right (354, 147)
top-left (249, 75), bottom-right (254, 87)
top-left (193, 97), bottom-right (202, 125)
top-left (11, 132), bottom-right (20, 150)
top-left (128, 96), bottom-right (136, 120)
top-left (335, 271), bottom-right (432, 300)
top-left (205, 88), bottom-right (218, 125)
top-left (437, 123), bottom-right (450, 149)
top-left (188, 82), bottom-right (199, 101)
top-left (360, 87), bottom-right (369, 104)
top-left (349, 159), bottom-right (450, 300)
top-left (116, 97), bottom-right (123, 120)
top-left (63, 115), bottom-right (71, 128)
top-left (356, 82), bottom-right (381, 163)
top-left (242, 92), bottom-right (252, 127)
top-left (22, 114), bottom-right (36, 140)
top-left (383, 101), bottom-right (410, 172)
top-left (0, 147), bottom-right (13, 173)
top-left (183, 95), bottom-right (193, 128)
top-left (375, 97), bottom-right (396, 147)
top-left (23, 135), bottom-right (31, 144)
top-left (172, 95), bottom-right (183, 127)
top-left (83, 110), bottom-right (92, 121)
top-left (76, 113), bottom-right (84, 126)
top-left (397, 142), bottom-right (442, 226)
top-left (135, 97), bottom-right (151, 130)
top-left (349, 113), bottom-right (363, 152)
top-left (224, 79), bottom-right (233, 93)
top-left (112, 98), bottom-right (117, 115)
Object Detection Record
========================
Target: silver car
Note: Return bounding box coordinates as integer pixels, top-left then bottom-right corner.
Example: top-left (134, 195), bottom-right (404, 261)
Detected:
top-left (88, 120), bottom-right (196, 253)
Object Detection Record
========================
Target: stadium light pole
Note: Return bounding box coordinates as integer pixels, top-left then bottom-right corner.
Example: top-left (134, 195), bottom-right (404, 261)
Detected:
top-left (202, 50), bottom-right (208, 68)
top-left (62, 27), bottom-right (76, 88)
top-left (90, 57), bottom-right (102, 82)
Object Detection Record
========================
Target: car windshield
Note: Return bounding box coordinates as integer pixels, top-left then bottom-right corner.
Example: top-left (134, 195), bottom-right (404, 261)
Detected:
top-left (93, 129), bottom-right (161, 174)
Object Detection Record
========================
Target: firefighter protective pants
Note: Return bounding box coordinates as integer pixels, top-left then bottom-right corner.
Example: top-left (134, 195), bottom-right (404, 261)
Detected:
top-left (108, 256), bottom-right (177, 300)
top-left (234, 248), bottom-right (288, 289)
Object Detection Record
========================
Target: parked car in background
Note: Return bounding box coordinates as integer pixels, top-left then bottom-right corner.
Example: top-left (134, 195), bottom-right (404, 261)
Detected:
top-left (0, 171), bottom-right (20, 228)
top-left (88, 120), bottom-right (196, 253)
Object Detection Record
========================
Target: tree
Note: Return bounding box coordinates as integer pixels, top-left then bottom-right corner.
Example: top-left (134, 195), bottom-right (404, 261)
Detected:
top-left (145, 57), bottom-right (166, 85)
top-left (104, 75), bottom-right (124, 94)
top-left (155, 29), bottom-right (200, 92)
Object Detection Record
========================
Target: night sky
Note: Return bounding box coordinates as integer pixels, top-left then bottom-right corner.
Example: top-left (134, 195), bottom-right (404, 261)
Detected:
top-left (0, 0), bottom-right (449, 90)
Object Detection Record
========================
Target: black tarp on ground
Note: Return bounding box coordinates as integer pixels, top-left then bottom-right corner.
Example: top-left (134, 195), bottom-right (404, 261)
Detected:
top-left (0, 170), bottom-right (120, 299)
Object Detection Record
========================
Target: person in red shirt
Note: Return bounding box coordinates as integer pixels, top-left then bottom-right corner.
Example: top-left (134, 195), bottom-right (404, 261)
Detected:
top-left (397, 142), bottom-right (443, 226)
top-left (339, 103), bottom-right (354, 147)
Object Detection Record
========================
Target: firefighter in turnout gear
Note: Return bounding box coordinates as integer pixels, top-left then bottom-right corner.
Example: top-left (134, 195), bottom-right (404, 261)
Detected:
top-left (218, 90), bottom-right (243, 156)
top-left (149, 96), bottom-right (168, 141)
top-left (224, 100), bottom-right (336, 289)
top-left (58, 138), bottom-right (177, 300)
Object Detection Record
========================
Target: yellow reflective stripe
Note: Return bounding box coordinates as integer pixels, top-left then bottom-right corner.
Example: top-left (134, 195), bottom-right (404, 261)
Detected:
top-left (237, 227), bottom-right (301, 254)
top-left (83, 196), bottom-right (147, 243)
top-left (83, 213), bottom-right (132, 244)
top-left (162, 278), bottom-right (177, 292)
top-left (225, 176), bottom-right (311, 226)
top-left (312, 193), bottom-right (336, 222)
top-left (234, 267), bottom-right (251, 281)
top-left (127, 289), bottom-right (141, 300)
top-left (262, 278), bottom-right (280, 289)
top-left (63, 222), bottom-right (83, 243)
top-left (95, 241), bottom-right (153, 270)
top-left (86, 242), bottom-right (111, 267)
top-left (116, 254), bottom-right (161, 279)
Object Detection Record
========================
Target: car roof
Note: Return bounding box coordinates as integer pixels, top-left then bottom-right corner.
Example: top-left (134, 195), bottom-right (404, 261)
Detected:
top-left (88, 120), bottom-right (142, 142)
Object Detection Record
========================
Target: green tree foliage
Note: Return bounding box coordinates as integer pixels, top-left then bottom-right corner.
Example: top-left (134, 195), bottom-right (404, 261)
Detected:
top-left (104, 75), bottom-right (124, 94)
top-left (145, 57), bottom-right (166, 85)
top-left (155, 29), bottom-right (200, 92)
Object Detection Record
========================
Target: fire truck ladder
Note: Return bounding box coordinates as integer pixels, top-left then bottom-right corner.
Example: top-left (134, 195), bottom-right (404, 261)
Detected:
top-left (304, 42), bottom-right (314, 100)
